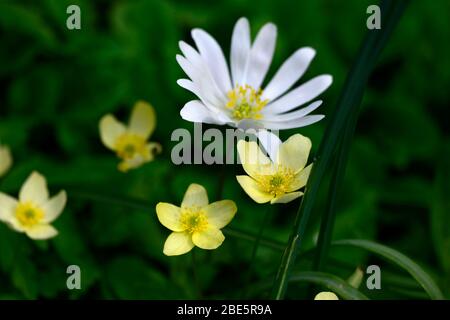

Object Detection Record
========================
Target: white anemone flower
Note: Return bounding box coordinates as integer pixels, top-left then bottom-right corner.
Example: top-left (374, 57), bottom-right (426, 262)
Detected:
top-left (177, 17), bottom-right (332, 130)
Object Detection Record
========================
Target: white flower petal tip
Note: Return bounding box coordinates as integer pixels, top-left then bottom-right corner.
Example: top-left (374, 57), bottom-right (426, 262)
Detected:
top-left (177, 18), bottom-right (332, 131)
top-left (0, 172), bottom-right (66, 240)
top-left (156, 184), bottom-right (237, 256)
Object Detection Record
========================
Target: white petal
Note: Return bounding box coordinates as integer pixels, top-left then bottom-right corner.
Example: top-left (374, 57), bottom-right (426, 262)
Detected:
top-left (179, 41), bottom-right (226, 103)
top-left (263, 100), bottom-right (323, 121)
top-left (244, 23), bottom-right (277, 89)
top-left (25, 224), bottom-right (58, 240)
top-left (230, 17), bottom-right (251, 86)
top-left (180, 100), bottom-right (230, 125)
top-left (255, 130), bottom-right (281, 162)
top-left (264, 75), bottom-right (332, 115)
top-left (0, 192), bottom-right (18, 222)
top-left (42, 190), bottom-right (67, 223)
top-left (19, 172), bottom-right (49, 205)
top-left (263, 47), bottom-right (316, 101)
top-left (176, 54), bottom-right (226, 108)
top-left (261, 115), bottom-right (325, 130)
top-left (191, 29), bottom-right (232, 93)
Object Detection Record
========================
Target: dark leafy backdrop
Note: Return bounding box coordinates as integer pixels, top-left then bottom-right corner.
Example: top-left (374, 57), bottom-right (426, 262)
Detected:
top-left (0, 0), bottom-right (449, 299)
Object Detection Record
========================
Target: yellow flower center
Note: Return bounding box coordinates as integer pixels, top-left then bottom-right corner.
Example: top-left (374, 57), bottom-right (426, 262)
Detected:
top-left (256, 166), bottom-right (295, 198)
top-left (15, 202), bottom-right (44, 227)
top-left (226, 85), bottom-right (268, 121)
top-left (114, 133), bottom-right (148, 160)
top-left (180, 207), bottom-right (208, 234)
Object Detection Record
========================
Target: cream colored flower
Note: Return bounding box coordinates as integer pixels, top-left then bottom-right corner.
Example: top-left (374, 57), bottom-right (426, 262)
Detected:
top-left (99, 101), bottom-right (162, 172)
top-left (236, 134), bottom-right (312, 204)
top-left (314, 291), bottom-right (339, 300)
top-left (0, 171), bottom-right (66, 240)
top-left (156, 183), bottom-right (237, 256)
top-left (0, 144), bottom-right (13, 177)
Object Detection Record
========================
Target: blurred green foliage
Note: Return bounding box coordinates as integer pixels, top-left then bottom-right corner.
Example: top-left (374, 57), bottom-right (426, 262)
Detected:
top-left (0, 0), bottom-right (449, 299)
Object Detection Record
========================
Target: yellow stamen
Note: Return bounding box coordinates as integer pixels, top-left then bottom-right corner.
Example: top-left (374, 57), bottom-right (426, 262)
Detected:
top-left (15, 202), bottom-right (44, 227)
top-left (226, 85), bottom-right (268, 121)
top-left (255, 166), bottom-right (295, 198)
top-left (114, 133), bottom-right (148, 161)
top-left (180, 207), bottom-right (208, 234)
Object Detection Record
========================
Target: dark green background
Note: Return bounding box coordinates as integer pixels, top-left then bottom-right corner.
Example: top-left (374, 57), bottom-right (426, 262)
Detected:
top-left (0, 0), bottom-right (449, 299)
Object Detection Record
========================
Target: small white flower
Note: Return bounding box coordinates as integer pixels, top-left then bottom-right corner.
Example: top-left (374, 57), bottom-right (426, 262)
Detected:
top-left (177, 17), bottom-right (332, 130)
top-left (0, 171), bottom-right (66, 240)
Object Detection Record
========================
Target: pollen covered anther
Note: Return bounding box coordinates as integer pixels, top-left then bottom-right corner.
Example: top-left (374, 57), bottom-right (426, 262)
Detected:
top-left (226, 85), bottom-right (268, 121)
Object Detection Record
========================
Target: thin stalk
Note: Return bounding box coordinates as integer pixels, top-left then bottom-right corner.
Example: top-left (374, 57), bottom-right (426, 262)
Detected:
top-left (271, 0), bottom-right (409, 299)
top-left (314, 114), bottom-right (359, 271)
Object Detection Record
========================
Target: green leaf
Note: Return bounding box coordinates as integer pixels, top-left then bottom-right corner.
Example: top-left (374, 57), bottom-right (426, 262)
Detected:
top-left (271, 0), bottom-right (410, 299)
top-left (332, 239), bottom-right (444, 300)
top-left (105, 256), bottom-right (180, 299)
top-left (431, 145), bottom-right (450, 274)
top-left (289, 271), bottom-right (368, 300)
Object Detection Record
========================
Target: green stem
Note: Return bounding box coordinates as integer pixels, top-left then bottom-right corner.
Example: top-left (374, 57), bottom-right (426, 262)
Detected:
top-left (271, 0), bottom-right (409, 299)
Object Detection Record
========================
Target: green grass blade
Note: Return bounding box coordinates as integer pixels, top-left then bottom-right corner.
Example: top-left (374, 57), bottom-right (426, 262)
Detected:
top-left (332, 239), bottom-right (444, 300)
top-left (271, 0), bottom-right (409, 299)
top-left (289, 271), bottom-right (369, 300)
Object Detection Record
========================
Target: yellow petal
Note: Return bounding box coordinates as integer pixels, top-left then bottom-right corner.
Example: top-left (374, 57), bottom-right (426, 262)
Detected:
top-left (19, 171), bottom-right (49, 206)
top-left (236, 175), bottom-right (273, 203)
top-left (0, 192), bottom-right (18, 222)
top-left (204, 200), bottom-right (237, 229)
top-left (347, 267), bottom-right (364, 288)
top-left (25, 224), bottom-right (58, 240)
top-left (237, 139), bottom-right (271, 178)
top-left (117, 156), bottom-right (146, 172)
top-left (8, 216), bottom-right (25, 232)
top-left (192, 227), bottom-right (225, 250)
top-left (288, 164), bottom-right (312, 192)
top-left (156, 203), bottom-right (185, 232)
top-left (99, 114), bottom-right (127, 150)
top-left (314, 291), bottom-right (339, 300)
top-left (163, 232), bottom-right (194, 256)
top-left (42, 190), bottom-right (67, 223)
top-left (0, 145), bottom-right (13, 177)
top-left (146, 142), bottom-right (162, 160)
top-left (276, 134), bottom-right (311, 172)
top-left (270, 191), bottom-right (303, 204)
top-left (129, 101), bottom-right (156, 140)
top-left (181, 183), bottom-right (208, 208)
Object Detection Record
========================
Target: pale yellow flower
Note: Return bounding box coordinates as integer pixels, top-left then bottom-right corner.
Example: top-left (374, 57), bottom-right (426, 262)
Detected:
top-left (99, 101), bottom-right (162, 172)
top-left (0, 171), bottom-right (66, 240)
top-left (236, 134), bottom-right (312, 204)
top-left (156, 183), bottom-right (237, 256)
top-left (314, 291), bottom-right (339, 300)
top-left (0, 144), bottom-right (13, 177)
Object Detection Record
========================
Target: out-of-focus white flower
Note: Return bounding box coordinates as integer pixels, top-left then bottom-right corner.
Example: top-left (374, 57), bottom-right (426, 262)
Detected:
top-left (177, 17), bottom-right (332, 130)
top-left (0, 171), bottom-right (66, 240)
top-left (0, 144), bottom-right (12, 177)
